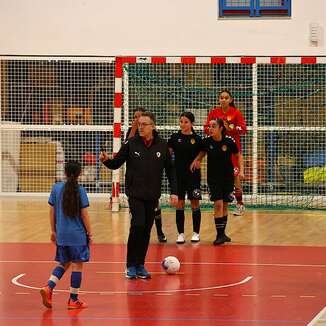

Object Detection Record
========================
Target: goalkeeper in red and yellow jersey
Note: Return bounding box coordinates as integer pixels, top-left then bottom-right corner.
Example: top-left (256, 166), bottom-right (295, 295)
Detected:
top-left (204, 89), bottom-right (247, 216)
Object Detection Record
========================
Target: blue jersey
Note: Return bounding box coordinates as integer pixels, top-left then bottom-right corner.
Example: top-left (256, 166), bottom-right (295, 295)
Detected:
top-left (48, 182), bottom-right (90, 246)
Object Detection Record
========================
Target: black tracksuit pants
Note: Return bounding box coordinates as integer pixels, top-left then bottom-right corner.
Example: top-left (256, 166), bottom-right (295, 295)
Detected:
top-left (127, 197), bottom-right (157, 268)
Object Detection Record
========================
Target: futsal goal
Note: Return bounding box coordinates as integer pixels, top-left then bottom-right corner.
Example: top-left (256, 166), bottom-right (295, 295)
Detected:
top-left (1, 55), bottom-right (326, 211)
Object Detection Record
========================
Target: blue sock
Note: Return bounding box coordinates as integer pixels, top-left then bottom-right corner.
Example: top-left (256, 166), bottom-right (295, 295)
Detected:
top-left (47, 265), bottom-right (65, 289)
top-left (70, 271), bottom-right (82, 301)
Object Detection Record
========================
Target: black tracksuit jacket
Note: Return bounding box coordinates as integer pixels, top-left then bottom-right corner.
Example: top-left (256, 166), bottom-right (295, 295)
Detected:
top-left (102, 131), bottom-right (177, 201)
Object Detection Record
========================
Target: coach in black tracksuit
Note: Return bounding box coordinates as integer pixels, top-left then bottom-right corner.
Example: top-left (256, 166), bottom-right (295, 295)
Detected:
top-left (100, 112), bottom-right (178, 279)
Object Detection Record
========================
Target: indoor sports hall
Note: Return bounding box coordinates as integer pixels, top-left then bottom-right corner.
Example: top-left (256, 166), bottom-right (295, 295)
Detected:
top-left (1, 1), bottom-right (326, 325)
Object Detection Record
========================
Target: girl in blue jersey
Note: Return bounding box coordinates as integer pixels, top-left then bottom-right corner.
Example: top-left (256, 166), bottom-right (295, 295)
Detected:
top-left (40, 161), bottom-right (92, 310)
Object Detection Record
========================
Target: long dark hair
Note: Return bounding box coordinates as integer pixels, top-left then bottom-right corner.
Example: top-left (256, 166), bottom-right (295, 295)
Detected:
top-left (62, 161), bottom-right (82, 217)
top-left (219, 89), bottom-right (236, 108)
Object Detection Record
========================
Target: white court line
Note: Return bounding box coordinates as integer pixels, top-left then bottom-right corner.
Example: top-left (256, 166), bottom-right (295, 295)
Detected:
top-left (11, 273), bottom-right (253, 295)
top-left (2, 260), bottom-right (326, 268)
top-left (15, 292), bottom-right (30, 295)
top-left (307, 306), bottom-right (326, 326)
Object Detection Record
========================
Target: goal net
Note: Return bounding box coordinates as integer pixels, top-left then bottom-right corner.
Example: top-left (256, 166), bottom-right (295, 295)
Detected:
top-left (121, 57), bottom-right (326, 209)
top-left (1, 56), bottom-right (326, 210)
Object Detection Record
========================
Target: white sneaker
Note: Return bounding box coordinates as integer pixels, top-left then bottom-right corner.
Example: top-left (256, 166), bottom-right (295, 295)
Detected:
top-left (176, 233), bottom-right (185, 244)
top-left (191, 232), bottom-right (200, 243)
top-left (233, 204), bottom-right (245, 216)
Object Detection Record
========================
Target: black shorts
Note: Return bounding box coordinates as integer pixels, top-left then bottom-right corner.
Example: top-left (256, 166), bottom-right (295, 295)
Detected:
top-left (177, 171), bottom-right (201, 200)
top-left (208, 181), bottom-right (234, 203)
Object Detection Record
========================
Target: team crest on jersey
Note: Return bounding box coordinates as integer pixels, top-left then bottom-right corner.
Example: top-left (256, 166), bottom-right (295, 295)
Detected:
top-left (156, 152), bottom-right (161, 158)
top-left (222, 145), bottom-right (227, 151)
top-left (190, 138), bottom-right (195, 144)
top-left (178, 138), bottom-right (182, 143)
top-left (228, 123), bottom-right (234, 129)
top-left (192, 188), bottom-right (201, 198)
top-left (209, 145), bottom-right (214, 150)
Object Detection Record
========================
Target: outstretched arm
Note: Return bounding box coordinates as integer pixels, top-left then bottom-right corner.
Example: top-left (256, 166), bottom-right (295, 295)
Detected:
top-left (100, 142), bottom-right (129, 170)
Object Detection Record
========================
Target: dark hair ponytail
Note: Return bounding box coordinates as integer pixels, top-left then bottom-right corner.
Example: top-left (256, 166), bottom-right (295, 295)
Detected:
top-left (62, 161), bottom-right (82, 217)
top-left (219, 89), bottom-right (236, 108)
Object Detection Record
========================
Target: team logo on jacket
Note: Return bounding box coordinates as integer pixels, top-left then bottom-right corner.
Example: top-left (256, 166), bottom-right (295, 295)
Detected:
top-left (190, 138), bottom-right (195, 144)
top-left (222, 145), bottom-right (227, 151)
top-left (156, 152), bottom-right (161, 158)
top-left (178, 138), bottom-right (182, 143)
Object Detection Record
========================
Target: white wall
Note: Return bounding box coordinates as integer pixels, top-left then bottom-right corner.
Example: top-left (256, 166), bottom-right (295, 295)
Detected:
top-left (0, 0), bottom-right (325, 56)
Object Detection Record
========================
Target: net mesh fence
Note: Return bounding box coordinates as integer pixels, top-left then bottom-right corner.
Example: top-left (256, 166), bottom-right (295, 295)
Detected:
top-left (1, 58), bottom-right (115, 194)
top-left (1, 57), bottom-right (326, 209)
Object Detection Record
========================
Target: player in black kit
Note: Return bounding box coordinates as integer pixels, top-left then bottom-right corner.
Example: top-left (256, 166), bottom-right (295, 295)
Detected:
top-left (191, 118), bottom-right (243, 245)
top-left (168, 111), bottom-right (202, 244)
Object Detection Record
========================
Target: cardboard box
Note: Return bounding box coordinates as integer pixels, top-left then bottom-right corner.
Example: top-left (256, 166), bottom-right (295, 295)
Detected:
top-left (19, 143), bottom-right (56, 192)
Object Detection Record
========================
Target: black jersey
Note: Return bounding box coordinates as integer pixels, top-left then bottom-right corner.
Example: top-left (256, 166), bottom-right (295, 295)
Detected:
top-left (168, 131), bottom-right (202, 176)
top-left (201, 135), bottom-right (239, 185)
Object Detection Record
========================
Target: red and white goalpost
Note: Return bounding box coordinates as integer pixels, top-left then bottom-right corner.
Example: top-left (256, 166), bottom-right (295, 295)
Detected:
top-left (112, 56), bottom-right (326, 211)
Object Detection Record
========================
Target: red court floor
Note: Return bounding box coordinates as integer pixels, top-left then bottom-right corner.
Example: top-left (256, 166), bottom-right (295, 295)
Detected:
top-left (1, 243), bottom-right (326, 325)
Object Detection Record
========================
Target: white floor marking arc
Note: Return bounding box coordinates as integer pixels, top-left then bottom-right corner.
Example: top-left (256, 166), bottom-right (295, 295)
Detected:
top-left (307, 306), bottom-right (326, 326)
top-left (11, 273), bottom-right (253, 294)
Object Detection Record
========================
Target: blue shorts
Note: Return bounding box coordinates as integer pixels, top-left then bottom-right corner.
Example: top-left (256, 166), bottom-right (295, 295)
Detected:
top-left (55, 245), bottom-right (90, 264)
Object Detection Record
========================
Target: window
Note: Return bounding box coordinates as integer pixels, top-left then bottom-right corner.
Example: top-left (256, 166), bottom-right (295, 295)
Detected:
top-left (219, 0), bottom-right (291, 17)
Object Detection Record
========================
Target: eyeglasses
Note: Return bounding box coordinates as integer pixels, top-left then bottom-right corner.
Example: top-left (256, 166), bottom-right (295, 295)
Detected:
top-left (138, 122), bottom-right (153, 127)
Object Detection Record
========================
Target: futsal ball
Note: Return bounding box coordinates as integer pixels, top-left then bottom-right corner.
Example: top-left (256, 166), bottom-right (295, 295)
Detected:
top-left (162, 256), bottom-right (180, 274)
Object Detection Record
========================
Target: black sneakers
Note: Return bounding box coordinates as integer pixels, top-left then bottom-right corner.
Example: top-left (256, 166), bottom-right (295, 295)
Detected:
top-left (213, 234), bottom-right (232, 246)
top-left (157, 233), bottom-right (167, 243)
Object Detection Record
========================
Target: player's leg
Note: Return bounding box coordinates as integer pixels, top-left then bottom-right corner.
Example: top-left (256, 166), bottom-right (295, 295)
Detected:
top-left (40, 262), bottom-right (71, 308)
top-left (67, 262), bottom-right (87, 309)
top-left (190, 199), bottom-right (201, 242)
top-left (189, 172), bottom-right (202, 243)
top-left (221, 201), bottom-right (232, 242)
top-left (135, 199), bottom-right (157, 279)
top-left (213, 199), bottom-right (227, 245)
top-left (126, 197), bottom-right (146, 279)
top-left (154, 204), bottom-right (167, 243)
top-left (176, 199), bottom-right (186, 244)
top-left (233, 153), bottom-right (245, 216)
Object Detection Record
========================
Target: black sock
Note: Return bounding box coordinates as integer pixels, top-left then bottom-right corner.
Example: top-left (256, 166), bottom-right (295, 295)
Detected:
top-left (234, 187), bottom-right (243, 205)
top-left (222, 215), bottom-right (228, 234)
top-left (154, 208), bottom-right (164, 236)
top-left (214, 217), bottom-right (225, 237)
top-left (176, 209), bottom-right (185, 234)
top-left (192, 208), bottom-right (201, 234)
